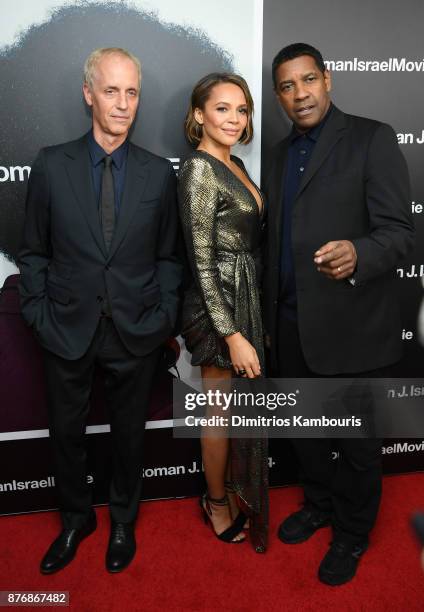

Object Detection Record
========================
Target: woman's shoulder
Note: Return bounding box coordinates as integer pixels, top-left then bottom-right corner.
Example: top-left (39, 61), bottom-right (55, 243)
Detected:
top-left (180, 150), bottom-right (216, 169)
top-left (178, 151), bottom-right (219, 197)
top-left (179, 150), bottom-right (218, 178)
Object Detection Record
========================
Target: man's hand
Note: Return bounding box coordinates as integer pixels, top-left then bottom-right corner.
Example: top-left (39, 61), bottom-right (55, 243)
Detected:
top-left (314, 240), bottom-right (357, 280)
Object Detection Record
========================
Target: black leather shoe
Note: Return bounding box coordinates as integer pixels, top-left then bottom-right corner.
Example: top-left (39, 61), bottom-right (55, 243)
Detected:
top-left (40, 513), bottom-right (97, 574)
top-left (106, 522), bottom-right (136, 573)
top-left (318, 538), bottom-right (368, 586)
top-left (278, 505), bottom-right (331, 544)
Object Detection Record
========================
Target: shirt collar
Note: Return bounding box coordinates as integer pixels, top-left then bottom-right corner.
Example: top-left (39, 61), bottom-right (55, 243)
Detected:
top-left (87, 130), bottom-right (129, 169)
top-left (289, 102), bottom-right (333, 144)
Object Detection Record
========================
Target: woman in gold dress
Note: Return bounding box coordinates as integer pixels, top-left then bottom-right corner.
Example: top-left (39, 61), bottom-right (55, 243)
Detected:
top-left (178, 73), bottom-right (268, 551)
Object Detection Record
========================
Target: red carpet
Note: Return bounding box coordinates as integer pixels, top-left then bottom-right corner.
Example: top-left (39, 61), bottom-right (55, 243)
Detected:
top-left (1, 474), bottom-right (423, 611)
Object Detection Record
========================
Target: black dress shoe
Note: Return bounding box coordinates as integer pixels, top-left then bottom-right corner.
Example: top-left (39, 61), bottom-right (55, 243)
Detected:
top-left (278, 505), bottom-right (331, 544)
top-left (40, 513), bottom-right (97, 574)
top-left (318, 537), bottom-right (368, 586)
top-left (106, 522), bottom-right (136, 573)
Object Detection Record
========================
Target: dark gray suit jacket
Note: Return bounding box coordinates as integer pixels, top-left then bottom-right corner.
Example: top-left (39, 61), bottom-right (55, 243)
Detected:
top-left (262, 106), bottom-right (414, 374)
top-left (19, 134), bottom-right (181, 360)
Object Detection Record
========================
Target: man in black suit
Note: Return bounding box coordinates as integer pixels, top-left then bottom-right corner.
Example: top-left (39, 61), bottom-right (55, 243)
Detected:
top-left (263, 43), bottom-right (414, 585)
top-left (19, 47), bottom-right (181, 573)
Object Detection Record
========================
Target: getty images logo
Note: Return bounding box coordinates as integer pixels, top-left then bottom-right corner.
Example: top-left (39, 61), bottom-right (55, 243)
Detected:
top-left (325, 58), bottom-right (424, 72)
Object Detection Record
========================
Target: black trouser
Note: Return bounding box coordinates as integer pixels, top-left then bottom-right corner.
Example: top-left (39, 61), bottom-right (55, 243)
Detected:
top-left (43, 317), bottom-right (160, 529)
top-left (277, 314), bottom-right (390, 543)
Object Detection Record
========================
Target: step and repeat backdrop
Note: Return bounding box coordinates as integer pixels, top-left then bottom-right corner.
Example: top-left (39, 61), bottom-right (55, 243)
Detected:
top-left (0, 0), bottom-right (423, 514)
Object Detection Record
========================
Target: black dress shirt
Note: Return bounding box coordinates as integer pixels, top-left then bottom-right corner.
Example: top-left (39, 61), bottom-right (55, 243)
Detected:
top-left (279, 104), bottom-right (333, 319)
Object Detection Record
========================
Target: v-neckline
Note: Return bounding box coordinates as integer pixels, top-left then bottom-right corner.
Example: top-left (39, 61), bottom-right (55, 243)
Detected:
top-left (196, 149), bottom-right (264, 217)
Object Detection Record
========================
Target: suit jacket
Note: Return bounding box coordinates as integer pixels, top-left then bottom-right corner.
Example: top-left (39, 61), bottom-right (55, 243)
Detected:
top-left (262, 106), bottom-right (414, 375)
top-left (19, 134), bottom-right (181, 360)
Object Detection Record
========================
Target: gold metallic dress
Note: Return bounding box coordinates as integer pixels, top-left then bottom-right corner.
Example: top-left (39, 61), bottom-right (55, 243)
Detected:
top-left (178, 150), bottom-right (268, 552)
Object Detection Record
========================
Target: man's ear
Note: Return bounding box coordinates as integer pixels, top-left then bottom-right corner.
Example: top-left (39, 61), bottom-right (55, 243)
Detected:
top-left (82, 82), bottom-right (93, 107)
top-left (324, 69), bottom-right (332, 93)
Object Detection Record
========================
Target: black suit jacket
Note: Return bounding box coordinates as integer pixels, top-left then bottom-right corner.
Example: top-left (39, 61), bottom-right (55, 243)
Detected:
top-left (19, 134), bottom-right (181, 360)
top-left (262, 106), bottom-right (414, 375)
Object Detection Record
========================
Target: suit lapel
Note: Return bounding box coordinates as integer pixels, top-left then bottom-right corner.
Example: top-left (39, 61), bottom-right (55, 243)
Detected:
top-left (64, 136), bottom-right (107, 257)
top-left (107, 144), bottom-right (149, 261)
top-left (268, 140), bottom-right (289, 247)
top-left (296, 106), bottom-right (347, 199)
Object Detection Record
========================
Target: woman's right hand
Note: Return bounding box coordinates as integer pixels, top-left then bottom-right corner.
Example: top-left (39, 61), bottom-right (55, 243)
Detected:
top-left (225, 332), bottom-right (261, 378)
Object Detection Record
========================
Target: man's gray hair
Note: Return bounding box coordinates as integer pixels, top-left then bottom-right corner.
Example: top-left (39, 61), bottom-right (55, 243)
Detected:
top-left (84, 47), bottom-right (142, 90)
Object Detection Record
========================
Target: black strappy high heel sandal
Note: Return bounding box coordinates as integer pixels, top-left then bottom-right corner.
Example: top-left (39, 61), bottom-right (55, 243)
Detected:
top-left (199, 494), bottom-right (246, 543)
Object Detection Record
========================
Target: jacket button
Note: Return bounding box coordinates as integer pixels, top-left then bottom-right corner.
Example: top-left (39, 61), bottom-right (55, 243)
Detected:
top-left (96, 296), bottom-right (103, 303)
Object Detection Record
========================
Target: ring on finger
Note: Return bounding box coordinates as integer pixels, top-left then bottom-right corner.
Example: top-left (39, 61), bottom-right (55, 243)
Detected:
top-left (238, 369), bottom-right (247, 376)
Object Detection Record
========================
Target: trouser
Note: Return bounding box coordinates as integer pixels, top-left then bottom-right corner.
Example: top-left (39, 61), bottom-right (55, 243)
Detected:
top-left (277, 314), bottom-right (392, 542)
top-left (43, 317), bottom-right (161, 529)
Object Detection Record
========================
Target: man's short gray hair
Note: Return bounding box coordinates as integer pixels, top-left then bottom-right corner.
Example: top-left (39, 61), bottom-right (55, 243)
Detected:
top-left (84, 47), bottom-right (142, 90)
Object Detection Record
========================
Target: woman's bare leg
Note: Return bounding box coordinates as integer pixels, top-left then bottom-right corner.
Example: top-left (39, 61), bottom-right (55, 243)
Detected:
top-left (200, 365), bottom-right (244, 541)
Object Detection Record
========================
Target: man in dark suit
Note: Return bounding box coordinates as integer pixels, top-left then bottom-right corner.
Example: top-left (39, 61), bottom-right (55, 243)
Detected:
top-left (263, 43), bottom-right (414, 585)
top-left (19, 47), bottom-right (181, 573)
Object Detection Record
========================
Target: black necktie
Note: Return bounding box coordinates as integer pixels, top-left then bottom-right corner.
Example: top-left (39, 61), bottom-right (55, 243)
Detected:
top-left (101, 155), bottom-right (115, 251)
